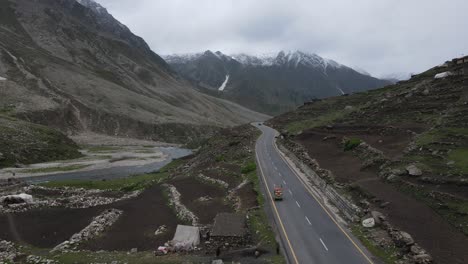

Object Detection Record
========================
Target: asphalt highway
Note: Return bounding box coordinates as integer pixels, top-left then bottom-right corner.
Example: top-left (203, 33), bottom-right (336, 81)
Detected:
top-left (253, 122), bottom-right (376, 264)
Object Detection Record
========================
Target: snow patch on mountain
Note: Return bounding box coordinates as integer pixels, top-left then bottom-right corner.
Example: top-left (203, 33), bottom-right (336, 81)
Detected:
top-left (218, 75), bottom-right (230, 91)
top-left (165, 50), bottom-right (350, 74)
top-left (164, 53), bottom-right (203, 64)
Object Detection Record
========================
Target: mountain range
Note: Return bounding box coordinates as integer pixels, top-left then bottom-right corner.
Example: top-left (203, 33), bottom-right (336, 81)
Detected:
top-left (165, 50), bottom-right (392, 115)
top-left (0, 0), bottom-right (267, 144)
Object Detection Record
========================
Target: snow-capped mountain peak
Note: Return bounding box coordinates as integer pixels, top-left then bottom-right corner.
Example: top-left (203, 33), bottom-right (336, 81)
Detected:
top-left (273, 50), bottom-right (343, 71)
top-left (164, 50), bottom-right (350, 73)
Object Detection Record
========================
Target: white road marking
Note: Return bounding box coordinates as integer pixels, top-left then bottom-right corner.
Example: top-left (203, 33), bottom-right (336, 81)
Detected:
top-left (279, 172), bottom-right (282, 177)
top-left (288, 189), bottom-right (293, 195)
top-left (296, 201), bottom-right (301, 208)
top-left (305, 216), bottom-right (312, 225)
top-left (320, 238), bottom-right (329, 251)
top-left (274, 166), bottom-right (278, 171)
top-left (283, 180), bottom-right (287, 185)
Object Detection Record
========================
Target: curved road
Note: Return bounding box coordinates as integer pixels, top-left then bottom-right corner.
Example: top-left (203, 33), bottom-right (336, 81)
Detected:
top-left (253, 123), bottom-right (377, 264)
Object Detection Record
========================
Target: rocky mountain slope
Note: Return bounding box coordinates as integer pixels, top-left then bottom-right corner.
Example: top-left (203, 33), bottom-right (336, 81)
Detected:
top-left (0, 116), bottom-right (81, 168)
top-left (0, 0), bottom-right (267, 145)
top-left (165, 50), bottom-right (391, 115)
top-left (269, 59), bottom-right (468, 264)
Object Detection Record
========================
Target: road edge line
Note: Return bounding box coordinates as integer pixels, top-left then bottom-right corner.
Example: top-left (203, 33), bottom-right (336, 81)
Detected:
top-left (255, 140), bottom-right (300, 264)
top-left (273, 137), bottom-right (375, 264)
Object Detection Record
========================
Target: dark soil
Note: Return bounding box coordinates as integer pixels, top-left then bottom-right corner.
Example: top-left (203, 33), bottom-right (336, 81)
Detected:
top-left (169, 177), bottom-right (233, 225)
top-left (0, 184), bottom-right (180, 251)
top-left (295, 129), bottom-right (468, 264)
top-left (202, 168), bottom-right (242, 188)
top-left (301, 124), bottom-right (419, 160)
top-left (0, 207), bottom-right (102, 248)
top-left (82, 185), bottom-right (179, 251)
top-left (235, 182), bottom-right (258, 210)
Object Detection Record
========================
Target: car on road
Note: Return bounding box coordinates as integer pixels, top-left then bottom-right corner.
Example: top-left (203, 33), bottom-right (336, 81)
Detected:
top-left (273, 184), bottom-right (283, 200)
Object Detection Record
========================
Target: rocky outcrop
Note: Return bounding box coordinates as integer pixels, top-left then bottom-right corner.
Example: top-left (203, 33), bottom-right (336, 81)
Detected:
top-left (277, 139), bottom-right (362, 222)
top-left (0, 185), bottom-right (141, 213)
top-left (163, 184), bottom-right (199, 226)
top-left (197, 174), bottom-right (229, 189)
top-left (0, 240), bottom-right (19, 263)
top-left (53, 208), bottom-right (123, 252)
top-left (406, 165), bottom-right (423, 176)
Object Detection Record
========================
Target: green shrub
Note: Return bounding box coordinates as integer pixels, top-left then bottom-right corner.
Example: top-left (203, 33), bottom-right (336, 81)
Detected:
top-left (344, 138), bottom-right (362, 151)
top-left (241, 162), bottom-right (256, 174)
top-left (215, 155), bottom-right (225, 162)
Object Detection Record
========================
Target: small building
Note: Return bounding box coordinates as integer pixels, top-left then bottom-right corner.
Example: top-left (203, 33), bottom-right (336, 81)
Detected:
top-left (452, 55), bottom-right (468, 65)
top-left (453, 64), bottom-right (468, 76)
top-left (211, 213), bottom-right (248, 246)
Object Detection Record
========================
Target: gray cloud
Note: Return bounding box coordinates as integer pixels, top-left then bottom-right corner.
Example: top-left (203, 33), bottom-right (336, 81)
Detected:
top-left (98, 0), bottom-right (468, 77)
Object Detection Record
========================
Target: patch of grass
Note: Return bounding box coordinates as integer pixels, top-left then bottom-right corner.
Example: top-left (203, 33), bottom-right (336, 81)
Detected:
top-left (448, 148), bottom-right (468, 174)
top-left (344, 138), bottom-right (362, 151)
top-left (21, 248), bottom-right (211, 264)
top-left (245, 168), bottom-right (285, 263)
top-left (41, 159), bottom-right (184, 191)
top-left (351, 225), bottom-right (399, 264)
top-left (134, 149), bottom-right (155, 154)
top-left (215, 154), bottom-right (225, 162)
top-left (415, 128), bottom-right (468, 147)
top-left (241, 162), bottom-right (257, 174)
top-left (285, 110), bottom-right (349, 134)
top-left (21, 164), bottom-right (89, 174)
top-left (86, 146), bottom-right (121, 153)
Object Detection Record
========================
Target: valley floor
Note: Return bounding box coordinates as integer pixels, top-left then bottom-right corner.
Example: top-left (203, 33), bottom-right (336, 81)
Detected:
top-left (0, 125), bottom-right (284, 264)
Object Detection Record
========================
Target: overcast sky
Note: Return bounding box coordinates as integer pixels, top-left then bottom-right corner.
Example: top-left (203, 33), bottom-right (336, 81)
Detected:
top-left (98, 0), bottom-right (467, 78)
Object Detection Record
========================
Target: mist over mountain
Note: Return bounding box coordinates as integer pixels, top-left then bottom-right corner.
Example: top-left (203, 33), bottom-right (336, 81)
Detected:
top-left (165, 50), bottom-right (391, 115)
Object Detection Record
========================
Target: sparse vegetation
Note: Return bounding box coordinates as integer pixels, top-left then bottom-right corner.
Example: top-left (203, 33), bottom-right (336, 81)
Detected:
top-left (86, 146), bottom-right (121, 153)
top-left (0, 117), bottom-right (82, 168)
top-left (344, 138), bottom-right (362, 151)
top-left (241, 161), bottom-right (257, 174)
top-left (448, 148), bottom-right (468, 174)
top-left (21, 164), bottom-right (89, 174)
top-left (286, 110), bottom-right (349, 133)
top-left (41, 159), bottom-right (184, 191)
top-left (351, 225), bottom-right (399, 264)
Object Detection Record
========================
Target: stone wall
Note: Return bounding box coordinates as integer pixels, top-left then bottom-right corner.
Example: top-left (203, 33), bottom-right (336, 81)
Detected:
top-left (277, 140), bottom-right (362, 222)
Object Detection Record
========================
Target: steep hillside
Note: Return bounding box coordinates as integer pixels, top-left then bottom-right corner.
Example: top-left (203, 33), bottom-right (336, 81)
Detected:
top-left (269, 60), bottom-right (468, 264)
top-left (0, 0), bottom-right (267, 144)
top-left (0, 116), bottom-right (81, 168)
top-left (165, 50), bottom-right (391, 115)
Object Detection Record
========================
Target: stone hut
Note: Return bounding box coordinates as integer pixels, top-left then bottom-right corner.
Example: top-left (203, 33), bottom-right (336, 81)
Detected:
top-left (211, 213), bottom-right (248, 247)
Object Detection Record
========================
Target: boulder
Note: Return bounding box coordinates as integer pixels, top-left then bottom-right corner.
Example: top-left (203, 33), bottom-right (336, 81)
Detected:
top-left (410, 245), bottom-right (425, 255)
top-left (1, 193), bottom-right (33, 205)
top-left (130, 248), bottom-right (138, 253)
top-left (0, 152), bottom-right (4, 161)
top-left (397, 231), bottom-right (415, 246)
top-left (212, 260), bottom-right (224, 264)
top-left (362, 218), bottom-right (375, 228)
top-left (370, 211), bottom-right (385, 225)
top-left (386, 174), bottom-right (400, 183)
top-left (413, 253), bottom-right (433, 263)
top-left (406, 165), bottom-right (422, 176)
top-left (344, 105), bottom-right (354, 111)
